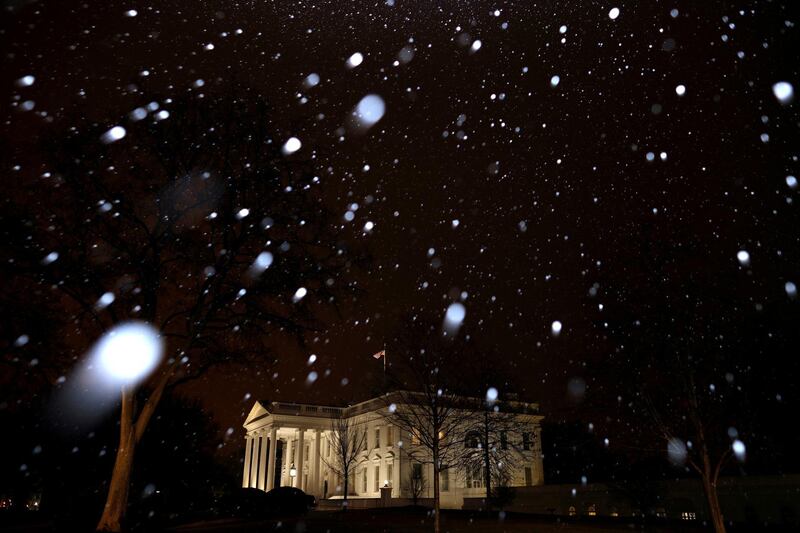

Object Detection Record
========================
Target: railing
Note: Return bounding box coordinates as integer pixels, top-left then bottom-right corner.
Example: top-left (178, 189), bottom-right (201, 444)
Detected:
top-left (270, 402), bottom-right (342, 417)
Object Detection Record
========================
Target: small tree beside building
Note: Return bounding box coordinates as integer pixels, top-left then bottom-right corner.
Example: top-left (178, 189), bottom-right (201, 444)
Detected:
top-left (320, 415), bottom-right (366, 507)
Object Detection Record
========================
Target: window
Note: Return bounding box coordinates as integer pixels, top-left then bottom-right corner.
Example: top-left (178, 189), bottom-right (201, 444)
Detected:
top-left (586, 504), bottom-right (597, 517)
top-left (465, 464), bottom-right (484, 488)
top-left (411, 429), bottom-right (421, 445)
top-left (362, 469), bottom-right (367, 493)
top-left (387, 427), bottom-right (393, 446)
top-left (386, 463), bottom-right (393, 486)
top-left (681, 511), bottom-right (696, 521)
top-left (522, 432), bottom-right (532, 450)
top-left (375, 428), bottom-right (381, 448)
top-left (440, 468), bottom-right (449, 491)
top-left (374, 466), bottom-right (380, 491)
top-left (524, 467), bottom-right (533, 486)
top-left (412, 463), bottom-right (423, 481)
top-left (500, 431), bottom-right (508, 450)
top-left (363, 433), bottom-right (368, 451)
top-left (464, 431), bottom-right (480, 449)
top-left (568, 506), bottom-right (577, 517)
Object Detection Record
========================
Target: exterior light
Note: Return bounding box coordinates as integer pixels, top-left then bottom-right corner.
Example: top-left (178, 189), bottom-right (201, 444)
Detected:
top-left (289, 463), bottom-right (297, 478)
top-left (91, 322), bottom-right (163, 386)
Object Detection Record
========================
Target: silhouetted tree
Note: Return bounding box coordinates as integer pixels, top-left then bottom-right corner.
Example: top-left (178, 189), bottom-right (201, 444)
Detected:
top-left (382, 316), bottom-right (474, 533)
top-left (403, 463), bottom-right (427, 506)
top-left (453, 354), bottom-right (534, 510)
top-left (2, 86), bottom-right (359, 531)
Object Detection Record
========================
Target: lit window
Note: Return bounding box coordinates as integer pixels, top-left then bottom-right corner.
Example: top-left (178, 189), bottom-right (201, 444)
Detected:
top-left (411, 429), bottom-right (421, 445)
top-left (387, 427), bottom-right (393, 446)
top-left (568, 506), bottom-right (577, 517)
top-left (587, 504), bottom-right (597, 516)
top-left (681, 511), bottom-right (696, 521)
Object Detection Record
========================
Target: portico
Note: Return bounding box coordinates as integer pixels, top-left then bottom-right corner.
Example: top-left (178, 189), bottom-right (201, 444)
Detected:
top-left (242, 401), bottom-right (343, 498)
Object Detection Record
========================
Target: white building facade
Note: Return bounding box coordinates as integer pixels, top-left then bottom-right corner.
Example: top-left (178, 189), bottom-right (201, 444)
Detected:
top-left (241, 393), bottom-right (544, 509)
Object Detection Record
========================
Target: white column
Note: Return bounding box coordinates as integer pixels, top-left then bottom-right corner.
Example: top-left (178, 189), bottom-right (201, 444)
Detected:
top-left (242, 436), bottom-right (253, 488)
top-left (284, 435), bottom-right (293, 487)
top-left (323, 433), bottom-right (330, 495)
top-left (311, 429), bottom-right (321, 496)
top-left (266, 426), bottom-right (278, 491)
top-left (258, 432), bottom-right (268, 491)
top-left (295, 428), bottom-right (305, 489)
top-left (391, 459), bottom-right (398, 491)
top-left (249, 435), bottom-right (260, 488)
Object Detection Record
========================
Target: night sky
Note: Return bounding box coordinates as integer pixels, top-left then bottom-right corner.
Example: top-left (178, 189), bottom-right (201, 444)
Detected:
top-left (3, 0), bottom-right (799, 446)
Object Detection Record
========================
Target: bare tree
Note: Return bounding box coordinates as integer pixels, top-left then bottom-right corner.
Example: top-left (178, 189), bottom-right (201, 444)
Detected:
top-left (2, 88), bottom-right (359, 531)
top-left (321, 415), bottom-right (366, 507)
top-left (453, 354), bottom-right (533, 510)
top-left (458, 399), bottom-right (531, 509)
top-left (383, 364), bottom-right (472, 533)
top-left (645, 366), bottom-right (732, 533)
top-left (589, 225), bottom-right (776, 533)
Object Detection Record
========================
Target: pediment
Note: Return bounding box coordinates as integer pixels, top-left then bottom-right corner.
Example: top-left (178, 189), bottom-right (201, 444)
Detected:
top-left (243, 400), bottom-right (270, 427)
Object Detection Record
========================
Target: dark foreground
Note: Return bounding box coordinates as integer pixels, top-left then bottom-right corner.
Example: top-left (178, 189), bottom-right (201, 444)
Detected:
top-left (169, 508), bottom-right (706, 533)
top-left (3, 507), bottom-right (780, 532)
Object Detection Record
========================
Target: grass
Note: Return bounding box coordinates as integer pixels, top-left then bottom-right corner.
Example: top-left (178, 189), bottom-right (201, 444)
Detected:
top-left (169, 507), bottom-right (698, 532)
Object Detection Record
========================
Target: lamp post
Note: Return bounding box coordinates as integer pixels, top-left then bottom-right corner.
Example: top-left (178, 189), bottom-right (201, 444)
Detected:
top-left (289, 463), bottom-right (297, 479)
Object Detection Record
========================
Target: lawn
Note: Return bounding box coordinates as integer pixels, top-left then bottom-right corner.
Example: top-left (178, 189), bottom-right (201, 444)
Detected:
top-left (170, 508), bottom-right (699, 532)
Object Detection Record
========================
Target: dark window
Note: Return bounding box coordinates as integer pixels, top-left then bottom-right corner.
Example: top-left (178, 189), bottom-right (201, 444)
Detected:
top-left (440, 468), bottom-right (449, 491)
top-left (464, 431), bottom-right (480, 449)
top-left (500, 431), bottom-right (508, 450)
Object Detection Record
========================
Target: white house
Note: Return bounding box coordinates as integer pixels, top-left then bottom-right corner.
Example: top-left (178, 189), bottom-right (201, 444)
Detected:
top-left (241, 392), bottom-right (544, 509)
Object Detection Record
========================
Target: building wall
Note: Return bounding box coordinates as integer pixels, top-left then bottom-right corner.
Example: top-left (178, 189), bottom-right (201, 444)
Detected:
top-left (344, 412), bottom-right (544, 509)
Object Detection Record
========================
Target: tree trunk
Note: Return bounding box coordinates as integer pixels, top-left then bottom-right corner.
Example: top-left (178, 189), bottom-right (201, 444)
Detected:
top-left (433, 449), bottom-right (440, 533)
top-left (483, 413), bottom-right (491, 511)
top-left (96, 389), bottom-right (136, 532)
top-left (702, 476), bottom-right (726, 533)
top-left (697, 442), bottom-right (726, 533)
top-left (342, 473), bottom-right (349, 510)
